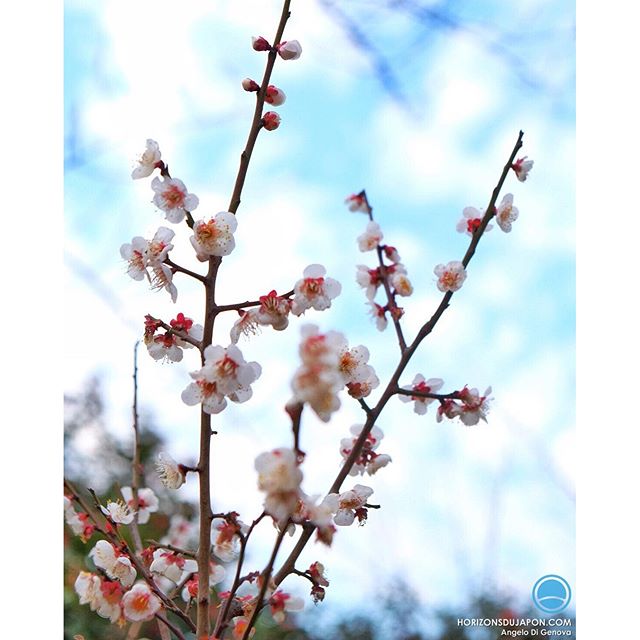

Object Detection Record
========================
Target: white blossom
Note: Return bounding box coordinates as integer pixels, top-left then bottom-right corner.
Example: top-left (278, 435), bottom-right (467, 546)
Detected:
top-left (495, 193), bottom-right (519, 233)
top-left (132, 139), bottom-right (161, 179)
top-left (434, 260), bottom-right (467, 293)
top-left (121, 487), bottom-right (159, 524)
top-left (190, 212), bottom-right (237, 259)
top-left (122, 583), bottom-right (161, 622)
top-left (357, 221), bottom-right (383, 252)
top-left (291, 264), bottom-right (341, 316)
top-left (151, 176), bottom-right (199, 223)
top-left (155, 452), bottom-right (185, 490)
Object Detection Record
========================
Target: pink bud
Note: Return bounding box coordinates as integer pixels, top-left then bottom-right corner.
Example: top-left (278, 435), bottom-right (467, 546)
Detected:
top-left (252, 36), bottom-right (271, 52)
top-left (276, 40), bottom-right (302, 60)
top-left (265, 85), bottom-right (286, 106)
top-left (262, 111), bottom-right (281, 131)
top-left (242, 77), bottom-right (260, 92)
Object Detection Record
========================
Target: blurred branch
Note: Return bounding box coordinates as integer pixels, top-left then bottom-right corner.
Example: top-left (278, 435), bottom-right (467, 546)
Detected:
top-left (318, 0), bottom-right (412, 110)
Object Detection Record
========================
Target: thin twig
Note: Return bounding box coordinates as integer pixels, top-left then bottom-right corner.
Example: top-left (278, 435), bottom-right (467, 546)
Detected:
top-left (165, 256), bottom-right (207, 284)
top-left (241, 524), bottom-right (289, 640)
top-left (129, 341), bottom-right (144, 553)
top-left (212, 512), bottom-right (267, 637)
top-left (214, 289), bottom-right (294, 313)
top-left (155, 611), bottom-right (187, 640)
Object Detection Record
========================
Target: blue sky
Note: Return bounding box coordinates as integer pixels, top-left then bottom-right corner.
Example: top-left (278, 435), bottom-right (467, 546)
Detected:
top-left (62, 0), bottom-right (576, 626)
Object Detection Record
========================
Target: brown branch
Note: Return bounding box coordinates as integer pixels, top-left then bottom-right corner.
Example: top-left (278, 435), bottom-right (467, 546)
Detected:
top-left (147, 540), bottom-right (197, 559)
top-left (272, 130), bottom-right (525, 587)
top-left (214, 288), bottom-right (294, 313)
top-left (165, 256), bottom-right (207, 284)
top-left (155, 611), bottom-right (187, 640)
top-left (394, 388), bottom-right (461, 401)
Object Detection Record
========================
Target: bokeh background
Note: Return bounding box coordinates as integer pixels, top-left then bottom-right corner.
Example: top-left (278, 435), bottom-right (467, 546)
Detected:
top-left (64, 0), bottom-right (575, 636)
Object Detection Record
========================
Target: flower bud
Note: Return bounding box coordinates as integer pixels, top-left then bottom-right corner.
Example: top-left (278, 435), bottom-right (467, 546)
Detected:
top-left (265, 84), bottom-right (286, 106)
top-left (242, 77), bottom-right (260, 92)
top-left (262, 111), bottom-right (281, 131)
top-left (276, 40), bottom-right (302, 60)
top-left (252, 36), bottom-right (271, 51)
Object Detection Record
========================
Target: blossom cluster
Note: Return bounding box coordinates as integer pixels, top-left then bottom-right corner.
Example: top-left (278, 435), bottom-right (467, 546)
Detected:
top-left (340, 424), bottom-right (391, 476)
top-left (144, 312), bottom-right (203, 363)
top-left (182, 344), bottom-right (261, 414)
top-left (120, 227), bottom-right (178, 301)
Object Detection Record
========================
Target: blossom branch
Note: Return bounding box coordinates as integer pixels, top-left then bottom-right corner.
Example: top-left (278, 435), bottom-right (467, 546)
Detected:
top-left (228, 0), bottom-right (292, 214)
top-left (272, 130), bottom-right (525, 588)
top-left (195, 2), bottom-right (294, 632)
top-left (79, 487), bottom-right (197, 631)
top-left (146, 315), bottom-right (203, 350)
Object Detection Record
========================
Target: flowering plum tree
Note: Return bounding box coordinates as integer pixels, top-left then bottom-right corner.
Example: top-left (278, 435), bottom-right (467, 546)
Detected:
top-left (63, 1), bottom-right (534, 638)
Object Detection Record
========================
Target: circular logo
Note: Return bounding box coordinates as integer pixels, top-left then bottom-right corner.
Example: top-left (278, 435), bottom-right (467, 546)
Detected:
top-left (532, 575), bottom-right (572, 613)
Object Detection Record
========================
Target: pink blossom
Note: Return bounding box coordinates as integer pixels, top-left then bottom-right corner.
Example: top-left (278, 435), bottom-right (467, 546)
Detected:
top-left (252, 36), bottom-right (271, 51)
top-left (383, 245), bottom-right (401, 263)
top-left (277, 39), bottom-right (302, 60)
top-left (456, 206), bottom-right (492, 236)
top-left (256, 290), bottom-right (292, 331)
top-left (242, 77), bottom-right (260, 92)
top-left (265, 84), bottom-right (286, 106)
top-left (367, 301), bottom-right (388, 331)
top-left (512, 156), bottom-right (534, 181)
top-left (262, 111), bottom-right (281, 131)
top-left (344, 193), bottom-right (370, 214)
top-left (458, 385), bottom-right (493, 425)
top-left (269, 590), bottom-right (304, 623)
